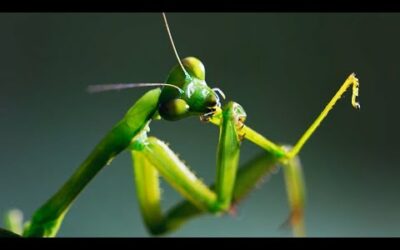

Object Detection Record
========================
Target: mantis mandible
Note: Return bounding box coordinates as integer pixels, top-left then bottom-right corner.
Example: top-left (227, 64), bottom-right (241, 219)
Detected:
top-left (4, 13), bottom-right (360, 237)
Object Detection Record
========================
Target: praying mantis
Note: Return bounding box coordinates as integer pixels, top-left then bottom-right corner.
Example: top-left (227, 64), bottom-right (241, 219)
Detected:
top-left (2, 13), bottom-right (360, 237)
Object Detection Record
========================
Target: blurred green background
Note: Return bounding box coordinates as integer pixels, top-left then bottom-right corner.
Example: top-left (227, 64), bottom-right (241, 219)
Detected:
top-left (0, 13), bottom-right (397, 237)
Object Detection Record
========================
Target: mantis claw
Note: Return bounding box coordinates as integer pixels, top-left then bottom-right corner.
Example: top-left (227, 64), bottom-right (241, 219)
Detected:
top-left (350, 73), bottom-right (361, 110)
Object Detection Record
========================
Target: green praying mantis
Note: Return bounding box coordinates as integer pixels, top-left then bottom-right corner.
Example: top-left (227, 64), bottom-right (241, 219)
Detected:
top-left (2, 13), bottom-right (360, 237)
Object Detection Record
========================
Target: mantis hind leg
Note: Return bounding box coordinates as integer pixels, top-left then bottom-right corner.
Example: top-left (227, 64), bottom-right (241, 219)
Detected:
top-left (287, 73), bottom-right (360, 158)
top-left (281, 153), bottom-right (306, 237)
top-left (278, 74), bottom-right (360, 236)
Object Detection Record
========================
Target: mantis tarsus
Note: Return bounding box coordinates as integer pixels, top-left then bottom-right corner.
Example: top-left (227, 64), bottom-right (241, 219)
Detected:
top-left (3, 13), bottom-right (360, 237)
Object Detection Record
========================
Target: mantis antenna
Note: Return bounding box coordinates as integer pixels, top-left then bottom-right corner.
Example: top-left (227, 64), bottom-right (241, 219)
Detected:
top-left (162, 12), bottom-right (190, 78)
top-left (86, 14), bottom-right (190, 94)
top-left (87, 83), bottom-right (184, 94)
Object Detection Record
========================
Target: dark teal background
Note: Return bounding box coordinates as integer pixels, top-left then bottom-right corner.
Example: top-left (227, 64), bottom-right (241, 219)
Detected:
top-left (0, 13), bottom-right (397, 236)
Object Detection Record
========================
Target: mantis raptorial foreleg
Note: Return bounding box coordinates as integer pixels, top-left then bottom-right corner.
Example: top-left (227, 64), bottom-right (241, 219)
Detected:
top-left (130, 101), bottom-right (244, 234)
top-left (131, 151), bottom-right (164, 235)
top-left (129, 99), bottom-right (306, 237)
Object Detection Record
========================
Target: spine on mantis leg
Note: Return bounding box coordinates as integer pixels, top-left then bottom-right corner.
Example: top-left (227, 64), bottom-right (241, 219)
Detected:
top-left (23, 88), bottom-right (161, 237)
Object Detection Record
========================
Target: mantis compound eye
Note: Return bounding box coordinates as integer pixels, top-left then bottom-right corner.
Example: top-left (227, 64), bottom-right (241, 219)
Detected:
top-left (159, 99), bottom-right (190, 121)
top-left (182, 57), bottom-right (206, 80)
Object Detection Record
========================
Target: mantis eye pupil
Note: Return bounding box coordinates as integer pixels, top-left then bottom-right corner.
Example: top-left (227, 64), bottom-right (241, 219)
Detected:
top-left (205, 94), bottom-right (217, 108)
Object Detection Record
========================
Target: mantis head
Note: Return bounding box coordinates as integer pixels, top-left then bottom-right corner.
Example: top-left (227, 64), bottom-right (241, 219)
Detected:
top-left (158, 57), bottom-right (227, 121)
top-left (158, 14), bottom-right (228, 121)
